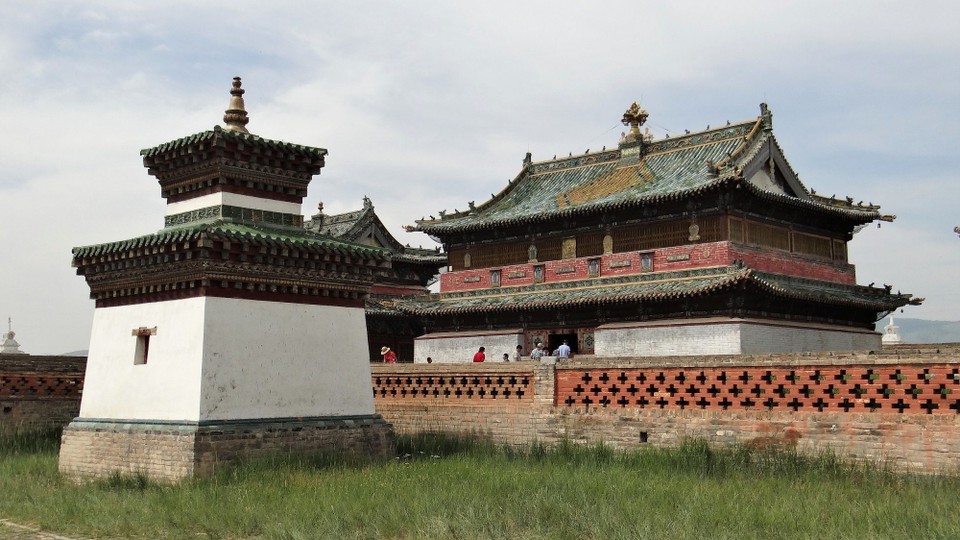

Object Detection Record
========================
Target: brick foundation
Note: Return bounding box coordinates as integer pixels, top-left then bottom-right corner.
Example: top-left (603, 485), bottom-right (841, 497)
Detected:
top-left (58, 415), bottom-right (395, 482)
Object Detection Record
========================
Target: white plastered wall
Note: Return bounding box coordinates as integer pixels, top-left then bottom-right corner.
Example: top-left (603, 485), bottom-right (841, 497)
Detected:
top-left (79, 298), bottom-right (206, 421)
top-left (79, 296), bottom-right (375, 422)
top-left (165, 192), bottom-right (301, 216)
top-left (594, 318), bottom-right (881, 357)
top-left (414, 330), bottom-right (523, 363)
top-left (595, 321), bottom-right (742, 357)
top-left (198, 297), bottom-right (375, 420)
top-left (739, 322), bottom-right (880, 354)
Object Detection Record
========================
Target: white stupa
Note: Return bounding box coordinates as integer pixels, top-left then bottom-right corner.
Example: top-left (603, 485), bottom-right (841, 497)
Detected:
top-left (881, 316), bottom-right (903, 345)
top-left (0, 317), bottom-right (26, 355)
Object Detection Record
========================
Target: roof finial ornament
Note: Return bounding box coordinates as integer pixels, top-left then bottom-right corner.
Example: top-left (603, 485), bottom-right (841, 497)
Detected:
top-left (760, 102), bottom-right (773, 132)
top-left (223, 77), bottom-right (250, 133)
top-left (621, 101), bottom-right (649, 144)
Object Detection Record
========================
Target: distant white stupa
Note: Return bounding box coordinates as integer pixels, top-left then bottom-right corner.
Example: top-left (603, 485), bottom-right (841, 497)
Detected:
top-left (0, 317), bottom-right (26, 355)
top-left (881, 316), bottom-right (903, 345)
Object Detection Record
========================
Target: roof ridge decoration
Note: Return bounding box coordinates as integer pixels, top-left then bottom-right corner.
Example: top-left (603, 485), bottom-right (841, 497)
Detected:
top-left (223, 77), bottom-right (250, 133)
top-left (411, 103), bottom-right (886, 235)
top-left (620, 101), bottom-right (650, 145)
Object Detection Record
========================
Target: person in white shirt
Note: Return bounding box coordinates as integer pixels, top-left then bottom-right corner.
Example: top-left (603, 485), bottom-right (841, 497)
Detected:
top-left (557, 340), bottom-right (571, 360)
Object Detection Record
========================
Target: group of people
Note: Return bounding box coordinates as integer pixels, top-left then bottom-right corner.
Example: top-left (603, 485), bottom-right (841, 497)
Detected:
top-left (472, 340), bottom-right (571, 363)
top-left (380, 340), bottom-right (573, 364)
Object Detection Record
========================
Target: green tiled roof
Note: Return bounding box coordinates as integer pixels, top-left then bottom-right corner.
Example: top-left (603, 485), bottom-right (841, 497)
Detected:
top-left (140, 125), bottom-right (328, 160)
top-left (365, 297), bottom-right (410, 317)
top-left (311, 208), bottom-right (368, 238)
top-left (414, 116), bottom-right (879, 234)
top-left (72, 221), bottom-right (387, 262)
top-left (394, 265), bottom-right (914, 316)
top-left (306, 203), bottom-right (447, 266)
top-left (750, 271), bottom-right (917, 310)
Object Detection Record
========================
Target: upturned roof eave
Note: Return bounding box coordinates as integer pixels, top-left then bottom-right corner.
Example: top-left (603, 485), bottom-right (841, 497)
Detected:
top-left (393, 266), bottom-right (913, 316)
top-left (394, 269), bottom-right (750, 316)
top-left (414, 176), bottom-right (878, 236)
top-left (72, 221), bottom-right (389, 263)
top-left (413, 177), bottom-right (735, 235)
top-left (139, 125), bottom-right (328, 160)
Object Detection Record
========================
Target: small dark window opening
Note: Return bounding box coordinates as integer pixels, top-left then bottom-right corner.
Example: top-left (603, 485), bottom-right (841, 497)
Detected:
top-left (639, 431), bottom-right (649, 443)
top-left (132, 326), bottom-right (157, 365)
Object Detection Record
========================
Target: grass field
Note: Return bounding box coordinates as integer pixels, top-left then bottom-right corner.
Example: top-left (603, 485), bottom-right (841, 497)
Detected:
top-left (2, 429), bottom-right (960, 539)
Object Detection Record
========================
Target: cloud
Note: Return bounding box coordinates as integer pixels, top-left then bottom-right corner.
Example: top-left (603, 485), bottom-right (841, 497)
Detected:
top-left (2, 1), bottom-right (959, 353)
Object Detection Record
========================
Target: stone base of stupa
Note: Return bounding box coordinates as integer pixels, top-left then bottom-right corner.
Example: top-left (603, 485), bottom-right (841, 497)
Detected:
top-left (58, 415), bottom-right (394, 482)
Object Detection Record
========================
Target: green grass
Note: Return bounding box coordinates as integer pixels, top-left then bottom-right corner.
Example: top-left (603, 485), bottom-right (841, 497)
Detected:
top-left (2, 429), bottom-right (960, 539)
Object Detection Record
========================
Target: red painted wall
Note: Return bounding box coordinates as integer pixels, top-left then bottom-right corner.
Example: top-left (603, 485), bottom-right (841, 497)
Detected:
top-left (439, 241), bottom-right (856, 292)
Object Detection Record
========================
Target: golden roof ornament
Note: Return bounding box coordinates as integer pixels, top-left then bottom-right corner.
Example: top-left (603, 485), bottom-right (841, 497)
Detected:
top-left (223, 76), bottom-right (250, 133)
top-left (621, 101), bottom-right (649, 144)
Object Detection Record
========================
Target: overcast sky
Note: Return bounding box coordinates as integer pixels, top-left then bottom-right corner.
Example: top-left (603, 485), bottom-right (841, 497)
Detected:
top-left (2, 1), bottom-right (958, 354)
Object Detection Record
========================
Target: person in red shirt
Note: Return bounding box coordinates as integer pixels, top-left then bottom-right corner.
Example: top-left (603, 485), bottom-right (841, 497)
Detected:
top-left (473, 346), bottom-right (486, 363)
top-left (380, 346), bottom-right (397, 364)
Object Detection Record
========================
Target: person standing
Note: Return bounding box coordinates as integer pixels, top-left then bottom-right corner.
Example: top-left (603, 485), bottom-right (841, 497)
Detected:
top-left (513, 344), bottom-right (523, 362)
top-left (473, 346), bottom-right (486, 363)
top-left (380, 346), bottom-right (397, 364)
top-left (530, 342), bottom-right (545, 362)
top-left (557, 340), bottom-right (571, 360)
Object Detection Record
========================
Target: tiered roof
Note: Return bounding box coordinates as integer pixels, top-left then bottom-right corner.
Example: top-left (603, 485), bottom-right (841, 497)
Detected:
top-left (306, 198), bottom-right (446, 266)
top-left (412, 105), bottom-right (886, 235)
top-left (73, 78), bottom-right (389, 309)
top-left (395, 264), bottom-right (918, 317)
top-left (73, 221), bottom-right (386, 261)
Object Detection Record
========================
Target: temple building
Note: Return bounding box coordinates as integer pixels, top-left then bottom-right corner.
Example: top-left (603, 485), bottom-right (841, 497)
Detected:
top-left (305, 197), bottom-right (445, 361)
top-left (399, 103), bottom-right (921, 361)
top-left (59, 78), bottom-right (393, 480)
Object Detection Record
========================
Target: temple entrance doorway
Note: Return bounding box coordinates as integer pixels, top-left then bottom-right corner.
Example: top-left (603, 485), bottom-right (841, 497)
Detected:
top-left (548, 333), bottom-right (578, 355)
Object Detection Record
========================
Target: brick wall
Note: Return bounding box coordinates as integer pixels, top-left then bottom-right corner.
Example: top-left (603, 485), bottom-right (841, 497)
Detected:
top-left (0, 355), bottom-right (85, 435)
top-left (731, 243), bottom-right (856, 284)
top-left (372, 347), bottom-right (960, 472)
top-left (439, 242), bottom-right (735, 293)
top-left (439, 240), bottom-right (855, 293)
